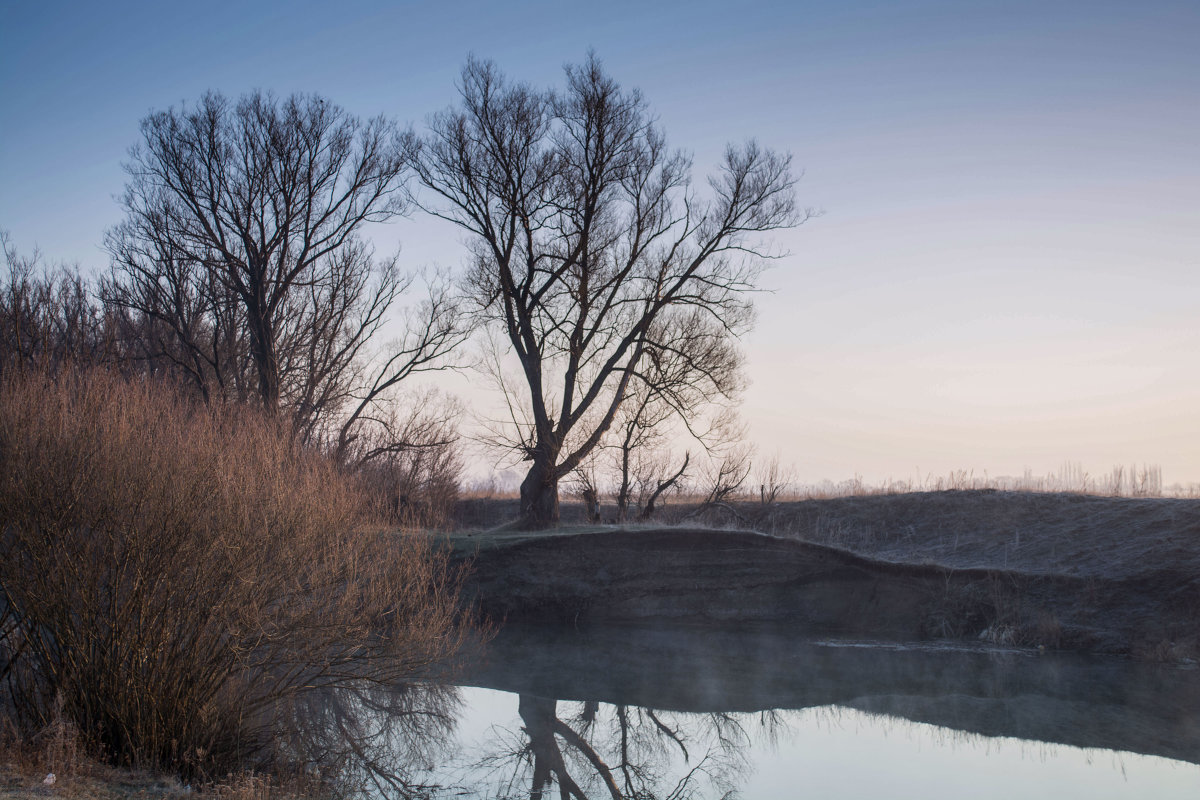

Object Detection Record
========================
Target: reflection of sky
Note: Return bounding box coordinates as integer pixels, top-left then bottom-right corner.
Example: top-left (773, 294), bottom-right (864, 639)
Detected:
top-left (445, 687), bottom-right (1200, 799)
top-left (748, 705), bottom-right (1200, 800)
top-left (3, 1), bottom-right (1198, 484)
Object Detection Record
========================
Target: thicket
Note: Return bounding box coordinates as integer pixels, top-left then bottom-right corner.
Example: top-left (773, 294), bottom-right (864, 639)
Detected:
top-left (1, 231), bottom-right (472, 785)
top-left (2, 221), bottom-right (463, 529)
top-left (0, 89), bottom-right (478, 792)
top-left (0, 366), bottom-right (470, 780)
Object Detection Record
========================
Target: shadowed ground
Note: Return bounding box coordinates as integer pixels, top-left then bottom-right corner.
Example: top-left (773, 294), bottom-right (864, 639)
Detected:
top-left (444, 491), bottom-right (1200, 658)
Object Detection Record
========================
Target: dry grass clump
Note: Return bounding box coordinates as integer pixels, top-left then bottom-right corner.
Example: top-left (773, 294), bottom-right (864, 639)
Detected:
top-left (0, 368), bottom-right (469, 780)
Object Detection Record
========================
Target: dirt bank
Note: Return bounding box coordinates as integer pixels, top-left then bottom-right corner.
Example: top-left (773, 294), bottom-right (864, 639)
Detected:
top-left (447, 491), bottom-right (1200, 658)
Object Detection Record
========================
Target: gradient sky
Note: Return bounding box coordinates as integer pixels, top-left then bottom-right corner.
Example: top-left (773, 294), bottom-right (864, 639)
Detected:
top-left (3, 1), bottom-right (1197, 487)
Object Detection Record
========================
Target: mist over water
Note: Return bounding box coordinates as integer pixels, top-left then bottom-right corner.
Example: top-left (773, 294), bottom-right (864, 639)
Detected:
top-left (339, 624), bottom-right (1200, 798)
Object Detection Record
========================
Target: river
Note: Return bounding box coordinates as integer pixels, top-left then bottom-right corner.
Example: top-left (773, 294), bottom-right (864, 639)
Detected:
top-left (313, 623), bottom-right (1200, 798)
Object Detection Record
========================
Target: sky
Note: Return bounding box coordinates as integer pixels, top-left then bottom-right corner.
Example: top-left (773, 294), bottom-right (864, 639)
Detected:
top-left (2, 0), bottom-right (1198, 488)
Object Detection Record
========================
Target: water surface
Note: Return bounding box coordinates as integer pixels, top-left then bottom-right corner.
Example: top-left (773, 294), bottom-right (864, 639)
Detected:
top-left (341, 624), bottom-right (1200, 798)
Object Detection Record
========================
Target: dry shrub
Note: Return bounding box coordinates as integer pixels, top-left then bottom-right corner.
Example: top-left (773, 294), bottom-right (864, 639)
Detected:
top-left (1032, 611), bottom-right (1063, 649)
top-left (0, 694), bottom-right (85, 785)
top-left (0, 368), bottom-right (469, 777)
top-left (329, 388), bottom-right (465, 531)
top-left (357, 455), bottom-right (462, 530)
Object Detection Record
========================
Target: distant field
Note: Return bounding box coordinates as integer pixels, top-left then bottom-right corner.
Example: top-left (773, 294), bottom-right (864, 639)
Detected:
top-left (736, 490), bottom-right (1200, 580)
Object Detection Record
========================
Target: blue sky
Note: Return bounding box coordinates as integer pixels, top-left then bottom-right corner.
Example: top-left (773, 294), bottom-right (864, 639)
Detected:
top-left (3, 1), bottom-right (1198, 486)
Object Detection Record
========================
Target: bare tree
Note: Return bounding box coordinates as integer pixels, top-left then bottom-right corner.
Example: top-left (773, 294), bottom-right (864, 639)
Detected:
top-left (347, 388), bottom-right (466, 528)
top-left (634, 451), bottom-right (690, 522)
top-left (756, 450), bottom-right (796, 504)
top-left (567, 457), bottom-right (603, 523)
top-left (693, 437), bottom-right (754, 521)
top-left (610, 309), bottom-right (745, 521)
top-left (415, 54), bottom-right (807, 527)
top-left (609, 386), bottom-right (680, 522)
top-left (1, 233), bottom-right (114, 376)
top-left (105, 90), bottom-right (469, 458)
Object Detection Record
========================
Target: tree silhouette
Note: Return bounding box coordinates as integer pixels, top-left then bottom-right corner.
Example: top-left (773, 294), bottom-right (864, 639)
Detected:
top-left (416, 54), bottom-right (807, 527)
top-left (105, 91), bottom-right (470, 477)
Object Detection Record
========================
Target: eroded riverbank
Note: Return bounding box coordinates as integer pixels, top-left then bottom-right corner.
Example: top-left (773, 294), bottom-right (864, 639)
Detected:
top-left (445, 492), bottom-right (1200, 659)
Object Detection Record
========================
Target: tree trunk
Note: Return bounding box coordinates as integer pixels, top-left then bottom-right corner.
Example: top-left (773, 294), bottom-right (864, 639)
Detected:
top-left (615, 446), bottom-right (631, 523)
top-left (519, 695), bottom-right (588, 799)
top-left (638, 452), bottom-right (689, 522)
top-left (520, 458), bottom-right (560, 529)
top-left (247, 305), bottom-right (279, 412)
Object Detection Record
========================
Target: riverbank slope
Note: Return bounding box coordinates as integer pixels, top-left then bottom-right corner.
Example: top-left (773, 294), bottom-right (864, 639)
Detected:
top-left (447, 490), bottom-right (1200, 658)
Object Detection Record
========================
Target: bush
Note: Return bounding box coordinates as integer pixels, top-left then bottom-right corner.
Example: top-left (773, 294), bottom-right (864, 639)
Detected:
top-left (0, 368), bottom-right (468, 777)
top-left (349, 392), bottom-right (465, 531)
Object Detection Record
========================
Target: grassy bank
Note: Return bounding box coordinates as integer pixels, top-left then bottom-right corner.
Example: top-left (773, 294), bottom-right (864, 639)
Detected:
top-left (450, 490), bottom-right (1200, 581)
top-left (449, 492), bottom-right (1200, 660)
top-left (1, 740), bottom-right (280, 800)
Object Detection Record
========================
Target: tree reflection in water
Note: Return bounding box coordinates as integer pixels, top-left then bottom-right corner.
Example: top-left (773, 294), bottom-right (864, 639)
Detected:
top-left (277, 683), bottom-right (777, 799)
top-left (281, 682), bottom-right (462, 798)
top-left (267, 622), bottom-right (1200, 798)
top-left (473, 694), bottom-right (786, 799)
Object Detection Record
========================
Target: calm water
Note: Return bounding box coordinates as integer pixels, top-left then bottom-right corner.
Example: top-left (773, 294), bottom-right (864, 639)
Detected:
top-left (325, 624), bottom-right (1200, 798)
top-left (424, 687), bottom-right (1199, 799)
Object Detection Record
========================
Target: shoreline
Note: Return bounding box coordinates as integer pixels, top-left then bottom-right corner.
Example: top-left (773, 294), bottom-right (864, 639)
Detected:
top-left (446, 491), bottom-right (1200, 660)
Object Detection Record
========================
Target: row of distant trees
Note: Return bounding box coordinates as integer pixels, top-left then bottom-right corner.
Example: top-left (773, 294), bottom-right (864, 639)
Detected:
top-left (1, 53), bottom-right (805, 528)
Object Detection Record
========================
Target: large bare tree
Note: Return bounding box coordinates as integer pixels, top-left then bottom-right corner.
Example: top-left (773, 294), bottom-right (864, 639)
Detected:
top-left (105, 91), bottom-right (468, 454)
top-left (415, 55), bottom-right (806, 527)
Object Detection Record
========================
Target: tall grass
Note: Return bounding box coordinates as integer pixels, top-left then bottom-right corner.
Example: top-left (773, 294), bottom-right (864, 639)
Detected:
top-left (0, 367), bottom-right (469, 778)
